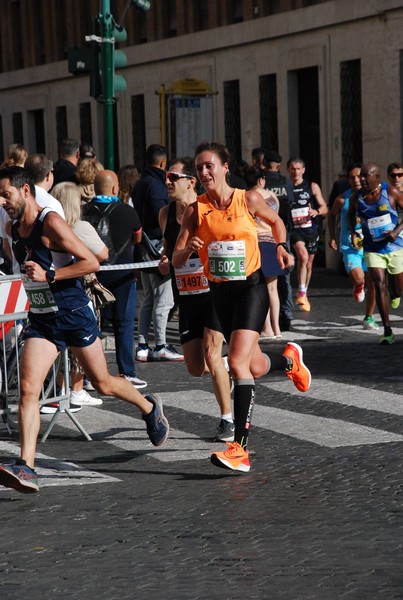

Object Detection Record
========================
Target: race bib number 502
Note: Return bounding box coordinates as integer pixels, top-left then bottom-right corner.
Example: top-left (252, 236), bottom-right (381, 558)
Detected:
top-left (208, 240), bottom-right (247, 280)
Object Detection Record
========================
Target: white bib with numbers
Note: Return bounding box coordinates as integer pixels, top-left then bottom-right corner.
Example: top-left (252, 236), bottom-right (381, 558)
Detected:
top-left (174, 257), bottom-right (209, 295)
top-left (367, 213), bottom-right (393, 242)
top-left (207, 240), bottom-right (247, 281)
top-left (291, 206), bottom-right (312, 228)
top-left (22, 275), bottom-right (59, 314)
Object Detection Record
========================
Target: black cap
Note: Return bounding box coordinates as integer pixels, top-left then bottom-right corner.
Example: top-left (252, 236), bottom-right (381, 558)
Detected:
top-left (79, 144), bottom-right (96, 159)
top-left (265, 150), bottom-right (282, 163)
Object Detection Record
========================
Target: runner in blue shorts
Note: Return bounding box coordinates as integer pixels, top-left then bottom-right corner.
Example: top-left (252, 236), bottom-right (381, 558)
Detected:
top-left (328, 163), bottom-right (378, 330)
top-left (0, 167), bottom-right (169, 494)
top-left (348, 163), bottom-right (403, 344)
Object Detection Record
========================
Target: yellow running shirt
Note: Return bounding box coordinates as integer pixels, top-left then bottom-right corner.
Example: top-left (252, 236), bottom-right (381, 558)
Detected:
top-left (196, 188), bottom-right (261, 282)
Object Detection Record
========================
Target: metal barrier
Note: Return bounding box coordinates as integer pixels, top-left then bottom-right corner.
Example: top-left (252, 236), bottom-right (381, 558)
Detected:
top-left (0, 274), bottom-right (91, 441)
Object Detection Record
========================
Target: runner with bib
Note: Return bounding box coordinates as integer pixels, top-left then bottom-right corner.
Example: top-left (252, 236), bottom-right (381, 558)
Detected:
top-left (159, 157), bottom-right (234, 443)
top-left (348, 163), bottom-right (403, 345)
top-left (173, 142), bottom-right (312, 473)
top-left (287, 157), bottom-right (328, 312)
top-left (0, 167), bottom-right (169, 494)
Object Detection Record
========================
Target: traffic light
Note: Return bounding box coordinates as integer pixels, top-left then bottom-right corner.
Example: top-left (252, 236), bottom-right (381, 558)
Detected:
top-left (131, 0), bottom-right (151, 11)
top-left (111, 0), bottom-right (151, 92)
top-left (81, 17), bottom-right (102, 99)
top-left (95, 0), bottom-right (151, 169)
top-left (111, 23), bottom-right (128, 94)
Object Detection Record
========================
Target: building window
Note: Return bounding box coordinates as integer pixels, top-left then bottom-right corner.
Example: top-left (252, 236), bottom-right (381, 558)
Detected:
top-left (259, 74), bottom-right (278, 151)
top-left (167, 0), bottom-right (177, 37)
top-left (32, 0), bottom-right (46, 65)
top-left (340, 59), bottom-right (362, 169)
top-left (11, 0), bottom-right (23, 69)
top-left (131, 95), bottom-right (146, 171)
top-left (56, 106), bottom-right (68, 147)
top-left (230, 0), bottom-right (244, 24)
top-left (27, 109), bottom-right (45, 153)
top-left (223, 80), bottom-right (242, 165)
top-left (193, 0), bottom-right (209, 32)
top-left (80, 103), bottom-right (93, 146)
top-left (12, 112), bottom-right (23, 144)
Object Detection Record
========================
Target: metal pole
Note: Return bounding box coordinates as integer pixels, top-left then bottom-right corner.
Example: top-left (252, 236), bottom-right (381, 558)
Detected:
top-left (100, 0), bottom-right (115, 170)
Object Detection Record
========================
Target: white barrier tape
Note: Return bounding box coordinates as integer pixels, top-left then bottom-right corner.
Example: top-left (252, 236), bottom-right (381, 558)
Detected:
top-left (99, 260), bottom-right (160, 271)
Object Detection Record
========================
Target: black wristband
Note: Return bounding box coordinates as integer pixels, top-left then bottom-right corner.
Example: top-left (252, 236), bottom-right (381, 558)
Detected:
top-left (276, 242), bottom-right (288, 251)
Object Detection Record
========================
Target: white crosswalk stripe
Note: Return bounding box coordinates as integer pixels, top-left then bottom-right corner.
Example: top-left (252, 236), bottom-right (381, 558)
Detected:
top-left (161, 390), bottom-right (403, 448)
top-left (0, 440), bottom-right (120, 490)
top-left (261, 379), bottom-right (403, 416)
top-left (278, 314), bottom-right (403, 339)
top-left (38, 406), bottom-right (219, 462)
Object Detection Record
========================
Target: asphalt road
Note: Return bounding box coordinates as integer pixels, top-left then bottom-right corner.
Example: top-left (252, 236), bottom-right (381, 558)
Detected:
top-left (1, 267), bottom-right (402, 600)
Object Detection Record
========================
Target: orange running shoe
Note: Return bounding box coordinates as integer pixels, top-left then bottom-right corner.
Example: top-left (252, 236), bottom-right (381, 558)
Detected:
top-left (296, 293), bottom-right (311, 312)
top-left (283, 342), bottom-right (312, 392)
top-left (211, 442), bottom-right (250, 472)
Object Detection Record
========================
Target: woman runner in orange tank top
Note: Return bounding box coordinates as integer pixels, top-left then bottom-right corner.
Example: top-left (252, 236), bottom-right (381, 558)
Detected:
top-left (173, 142), bottom-right (312, 473)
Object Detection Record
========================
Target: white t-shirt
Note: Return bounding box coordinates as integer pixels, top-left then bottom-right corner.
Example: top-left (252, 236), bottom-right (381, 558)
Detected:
top-left (35, 185), bottom-right (65, 218)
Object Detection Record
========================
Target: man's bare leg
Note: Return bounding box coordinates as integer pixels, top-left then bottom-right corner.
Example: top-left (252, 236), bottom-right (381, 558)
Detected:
top-left (71, 338), bottom-right (153, 414)
top-left (19, 338), bottom-right (59, 468)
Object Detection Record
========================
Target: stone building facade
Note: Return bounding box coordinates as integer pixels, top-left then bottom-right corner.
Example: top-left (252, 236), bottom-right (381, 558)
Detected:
top-left (0, 0), bottom-right (402, 193)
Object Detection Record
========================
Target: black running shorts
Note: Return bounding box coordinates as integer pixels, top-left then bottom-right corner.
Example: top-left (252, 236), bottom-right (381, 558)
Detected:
top-left (209, 269), bottom-right (269, 343)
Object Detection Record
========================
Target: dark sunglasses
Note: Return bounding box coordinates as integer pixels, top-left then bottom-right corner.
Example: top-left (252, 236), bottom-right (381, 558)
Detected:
top-left (390, 172), bottom-right (403, 178)
top-left (166, 171), bottom-right (193, 182)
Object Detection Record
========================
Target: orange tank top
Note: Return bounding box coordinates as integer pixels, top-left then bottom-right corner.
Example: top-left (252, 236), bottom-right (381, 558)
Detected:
top-left (196, 188), bottom-right (261, 282)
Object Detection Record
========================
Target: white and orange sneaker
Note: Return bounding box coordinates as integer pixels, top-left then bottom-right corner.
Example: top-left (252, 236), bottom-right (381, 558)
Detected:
top-left (211, 442), bottom-right (250, 472)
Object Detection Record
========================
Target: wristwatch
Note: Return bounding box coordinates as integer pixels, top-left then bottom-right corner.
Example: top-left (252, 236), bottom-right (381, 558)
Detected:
top-left (276, 242), bottom-right (288, 251)
top-left (45, 269), bottom-right (56, 283)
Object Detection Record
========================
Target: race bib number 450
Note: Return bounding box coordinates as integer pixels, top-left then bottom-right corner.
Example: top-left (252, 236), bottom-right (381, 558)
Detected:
top-left (208, 240), bottom-right (247, 280)
top-left (175, 257), bottom-right (209, 295)
top-left (22, 275), bottom-right (59, 313)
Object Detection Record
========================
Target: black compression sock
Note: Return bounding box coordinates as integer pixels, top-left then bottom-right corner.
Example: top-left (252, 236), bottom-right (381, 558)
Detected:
top-left (233, 379), bottom-right (255, 448)
top-left (266, 353), bottom-right (289, 372)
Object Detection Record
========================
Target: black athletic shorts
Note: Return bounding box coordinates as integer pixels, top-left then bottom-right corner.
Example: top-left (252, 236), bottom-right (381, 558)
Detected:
top-left (290, 230), bottom-right (319, 254)
top-left (179, 292), bottom-right (223, 345)
top-left (208, 269), bottom-right (269, 343)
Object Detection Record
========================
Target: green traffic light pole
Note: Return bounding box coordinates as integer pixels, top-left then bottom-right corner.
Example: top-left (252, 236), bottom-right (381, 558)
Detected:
top-left (99, 0), bottom-right (115, 170)
top-left (97, 1), bottom-right (150, 169)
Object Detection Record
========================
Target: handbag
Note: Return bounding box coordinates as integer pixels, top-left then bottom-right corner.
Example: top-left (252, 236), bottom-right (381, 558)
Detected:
top-left (133, 231), bottom-right (164, 274)
top-left (84, 273), bottom-right (116, 310)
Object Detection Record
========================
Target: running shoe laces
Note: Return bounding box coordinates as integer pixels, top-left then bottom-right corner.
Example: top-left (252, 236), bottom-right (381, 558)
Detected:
top-left (211, 442), bottom-right (250, 472)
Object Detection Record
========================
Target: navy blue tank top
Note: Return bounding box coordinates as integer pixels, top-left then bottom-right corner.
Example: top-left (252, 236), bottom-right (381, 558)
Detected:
top-left (290, 180), bottom-right (318, 235)
top-left (12, 208), bottom-right (89, 314)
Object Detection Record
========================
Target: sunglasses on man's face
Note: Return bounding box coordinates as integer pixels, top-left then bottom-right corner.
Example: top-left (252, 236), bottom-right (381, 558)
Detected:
top-left (390, 172), bottom-right (403, 179)
top-left (166, 171), bottom-right (193, 182)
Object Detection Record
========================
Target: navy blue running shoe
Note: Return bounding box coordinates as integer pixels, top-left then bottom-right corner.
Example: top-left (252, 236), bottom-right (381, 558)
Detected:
top-left (142, 394), bottom-right (169, 447)
top-left (0, 459), bottom-right (39, 493)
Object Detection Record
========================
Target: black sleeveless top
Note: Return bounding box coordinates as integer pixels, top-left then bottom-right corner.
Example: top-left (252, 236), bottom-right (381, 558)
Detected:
top-left (164, 201), bottom-right (181, 259)
top-left (290, 179), bottom-right (318, 235)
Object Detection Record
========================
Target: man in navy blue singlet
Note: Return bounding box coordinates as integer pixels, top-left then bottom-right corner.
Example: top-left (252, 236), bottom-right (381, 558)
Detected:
top-left (0, 167), bottom-right (169, 494)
